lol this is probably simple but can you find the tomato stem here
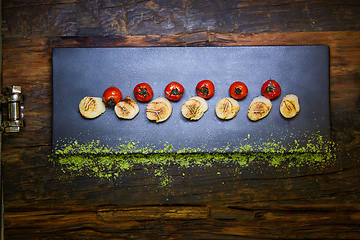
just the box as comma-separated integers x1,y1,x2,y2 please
196,87,209,96
234,87,242,95
170,88,183,96
135,87,149,97
263,80,278,94
104,98,116,107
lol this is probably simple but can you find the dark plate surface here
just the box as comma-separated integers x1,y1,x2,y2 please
52,46,330,153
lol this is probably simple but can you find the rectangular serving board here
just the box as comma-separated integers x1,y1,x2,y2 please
52,46,330,154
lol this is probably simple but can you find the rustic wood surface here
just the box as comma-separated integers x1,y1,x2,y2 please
2,0,360,239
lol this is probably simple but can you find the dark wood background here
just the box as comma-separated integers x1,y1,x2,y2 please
2,0,360,239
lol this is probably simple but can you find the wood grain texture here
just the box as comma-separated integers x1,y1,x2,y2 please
2,0,360,239
4,204,360,239
3,0,360,38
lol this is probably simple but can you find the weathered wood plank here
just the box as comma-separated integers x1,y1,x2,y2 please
3,0,79,8
3,0,360,38
4,204,360,239
3,146,359,210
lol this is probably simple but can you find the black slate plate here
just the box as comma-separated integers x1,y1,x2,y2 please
52,46,330,153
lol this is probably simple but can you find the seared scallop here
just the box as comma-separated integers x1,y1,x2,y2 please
181,96,208,120
216,97,240,120
280,94,300,118
114,97,139,119
146,97,172,123
79,97,106,119
247,96,272,121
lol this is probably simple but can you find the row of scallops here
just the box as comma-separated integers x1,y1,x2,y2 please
79,94,300,122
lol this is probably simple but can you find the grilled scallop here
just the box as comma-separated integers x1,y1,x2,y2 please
280,94,300,118
114,97,139,119
181,96,208,120
247,96,272,121
79,96,106,119
216,97,240,120
146,97,172,123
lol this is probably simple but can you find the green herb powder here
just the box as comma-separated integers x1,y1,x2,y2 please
50,133,336,186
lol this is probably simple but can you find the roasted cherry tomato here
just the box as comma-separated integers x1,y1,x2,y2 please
229,81,248,100
261,79,281,100
133,82,153,102
103,86,122,106
196,80,215,99
164,81,184,101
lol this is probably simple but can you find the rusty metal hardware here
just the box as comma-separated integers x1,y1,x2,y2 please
0,86,24,133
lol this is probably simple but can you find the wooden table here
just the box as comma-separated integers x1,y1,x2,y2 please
2,1,360,239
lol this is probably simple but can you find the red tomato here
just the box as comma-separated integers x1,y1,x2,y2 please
164,81,184,101
261,79,281,100
133,82,153,102
196,80,215,99
103,86,122,106
229,81,248,100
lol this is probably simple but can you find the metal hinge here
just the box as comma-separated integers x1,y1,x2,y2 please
0,86,24,133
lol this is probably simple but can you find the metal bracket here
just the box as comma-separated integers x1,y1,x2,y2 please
0,86,24,133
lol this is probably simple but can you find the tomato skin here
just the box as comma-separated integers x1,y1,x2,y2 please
164,81,184,101
196,80,215,99
229,81,248,100
261,79,281,100
133,82,153,102
103,86,122,106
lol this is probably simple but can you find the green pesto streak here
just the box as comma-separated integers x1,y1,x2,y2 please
49,134,336,187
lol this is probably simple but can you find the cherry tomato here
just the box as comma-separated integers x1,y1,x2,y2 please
164,81,184,101
133,82,153,102
229,81,248,100
103,86,122,106
196,80,215,99
261,79,281,100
